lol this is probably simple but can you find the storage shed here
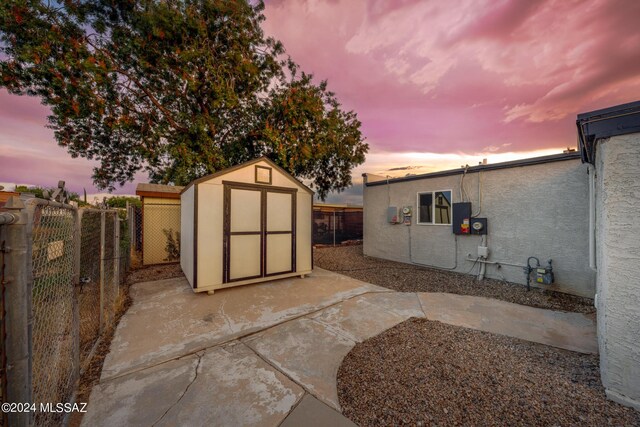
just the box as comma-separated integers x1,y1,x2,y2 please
180,157,313,293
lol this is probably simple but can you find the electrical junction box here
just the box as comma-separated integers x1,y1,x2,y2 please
470,218,488,235
477,246,489,258
387,206,399,224
452,203,472,235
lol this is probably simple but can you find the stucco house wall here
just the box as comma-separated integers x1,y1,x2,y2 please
595,133,640,410
363,155,596,297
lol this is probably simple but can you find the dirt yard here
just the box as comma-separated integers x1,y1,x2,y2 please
338,318,639,426
125,262,183,284
314,245,595,314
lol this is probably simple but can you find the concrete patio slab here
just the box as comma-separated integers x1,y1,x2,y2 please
280,394,357,427
355,291,425,318
418,292,598,353
156,341,304,427
81,353,200,426
243,317,356,410
309,295,411,342
83,341,303,427
102,268,388,379
82,270,600,427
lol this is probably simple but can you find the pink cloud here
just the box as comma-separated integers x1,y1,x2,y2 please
263,0,640,154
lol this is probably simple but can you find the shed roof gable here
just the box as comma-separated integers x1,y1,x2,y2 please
180,157,314,195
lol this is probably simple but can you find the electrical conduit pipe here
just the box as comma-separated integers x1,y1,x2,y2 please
478,234,487,280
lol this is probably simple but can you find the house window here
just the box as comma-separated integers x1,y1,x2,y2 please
417,190,452,225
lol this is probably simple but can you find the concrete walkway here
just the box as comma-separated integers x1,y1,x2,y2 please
82,268,597,426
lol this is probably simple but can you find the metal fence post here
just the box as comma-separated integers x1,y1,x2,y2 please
333,210,336,247
99,211,105,334
114,215,120,289
128,206,134,261
2,197,33,427
72,209,82,393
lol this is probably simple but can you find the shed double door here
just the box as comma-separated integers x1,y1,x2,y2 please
223,183,296,283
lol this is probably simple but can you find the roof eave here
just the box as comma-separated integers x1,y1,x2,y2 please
179,156,315,195
364,152,581,187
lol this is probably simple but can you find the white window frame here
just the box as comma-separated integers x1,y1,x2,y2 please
416,189,452,225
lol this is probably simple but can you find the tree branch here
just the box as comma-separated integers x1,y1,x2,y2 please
84,38,187,132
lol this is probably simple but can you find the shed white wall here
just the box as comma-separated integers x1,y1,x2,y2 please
595,133,640,410
363,158,596,297
180,186,194,286
188,159,312,290
296,191,313,272
197,183,224,287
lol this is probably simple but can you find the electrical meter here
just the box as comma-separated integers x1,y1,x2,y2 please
470,218,488,235
402,206,412,225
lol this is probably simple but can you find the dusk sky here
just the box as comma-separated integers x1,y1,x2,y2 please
2,0,640,203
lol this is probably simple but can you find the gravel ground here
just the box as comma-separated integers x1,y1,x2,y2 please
315,245,595,314
338,318,639,427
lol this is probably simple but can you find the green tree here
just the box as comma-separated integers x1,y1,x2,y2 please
0,0,367,200
105,196,141,209
14,185,48,199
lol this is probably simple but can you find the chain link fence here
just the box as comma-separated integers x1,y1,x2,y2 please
0,219,8,427
136,203,180,266
312,207,363,245
0,197,130,427
30,203,77,427
129,205,143,267
78,210,102,371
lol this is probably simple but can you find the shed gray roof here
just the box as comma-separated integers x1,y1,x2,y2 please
136,183,184,194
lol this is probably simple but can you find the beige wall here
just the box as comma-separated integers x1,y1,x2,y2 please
184,159,313,291
143,197,181,265
180,187,194,286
